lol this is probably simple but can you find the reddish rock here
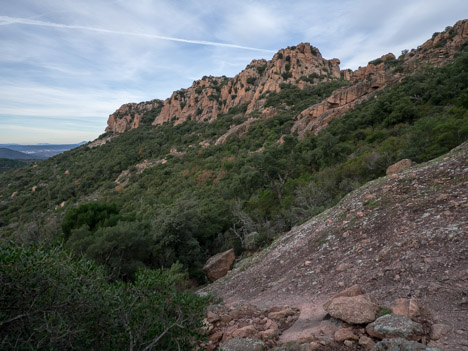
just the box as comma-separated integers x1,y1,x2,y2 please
230,325,257,338
359,335,376,349
324,295,378,324
323,284,365,309
334,328,359,342
203,249,235,282
391,298,421,319
259,328,278,340
268,307,295,319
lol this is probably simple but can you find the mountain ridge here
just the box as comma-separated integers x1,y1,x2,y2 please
105,19,468,139
0,148,34,160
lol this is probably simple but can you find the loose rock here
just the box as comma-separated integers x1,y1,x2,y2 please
334,328,358,342
324,295,378,324
366,314,424,340
375,337,443,351
220,337,265,351
359,335,376,349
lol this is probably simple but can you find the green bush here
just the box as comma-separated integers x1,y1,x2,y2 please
0,242,210,350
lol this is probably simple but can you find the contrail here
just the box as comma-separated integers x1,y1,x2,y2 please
0,15,275,53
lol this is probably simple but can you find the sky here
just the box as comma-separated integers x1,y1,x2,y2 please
0,0,467,144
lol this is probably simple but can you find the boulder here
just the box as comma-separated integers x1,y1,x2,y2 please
375,337,443,351
366,314,424,340
220,337,265,351
323,284,364,309
391,298,421,319
203,249,235,282
324,295,377,324
386,159,413,175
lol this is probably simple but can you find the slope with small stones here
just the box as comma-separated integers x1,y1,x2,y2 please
201,142,468,350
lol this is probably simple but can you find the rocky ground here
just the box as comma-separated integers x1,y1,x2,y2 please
200,142,468,350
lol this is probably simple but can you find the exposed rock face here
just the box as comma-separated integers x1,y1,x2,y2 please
203,248,235,282
105,99,163,133
106,43,342,133
215,119,257,145
291,20,468,137
386,159,414,175
366,314,424,340
105,20,468,139
359,335,376,349
324,295,378,324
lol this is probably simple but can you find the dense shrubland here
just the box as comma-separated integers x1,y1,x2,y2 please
0,242,210,350
0,50,467,286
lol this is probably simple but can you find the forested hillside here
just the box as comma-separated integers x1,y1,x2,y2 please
1,18,468,351
1,44,467,282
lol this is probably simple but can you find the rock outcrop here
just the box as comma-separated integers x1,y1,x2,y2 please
105,19,468,140
106,43,342,133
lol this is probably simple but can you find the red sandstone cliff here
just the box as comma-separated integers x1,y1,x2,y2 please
106,19,468,138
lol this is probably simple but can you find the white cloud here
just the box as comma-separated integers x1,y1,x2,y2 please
0,0,467,143
0,16,274,52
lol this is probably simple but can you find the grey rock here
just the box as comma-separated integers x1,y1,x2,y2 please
375,337,443,351
220,337,265,351
366,314,423,340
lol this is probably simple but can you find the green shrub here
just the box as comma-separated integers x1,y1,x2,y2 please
0,242,210,350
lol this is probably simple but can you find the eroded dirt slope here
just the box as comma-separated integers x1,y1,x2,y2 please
202,142,468,350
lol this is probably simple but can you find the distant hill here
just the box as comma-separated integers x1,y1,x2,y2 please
0,141,87,159
0,148,34,160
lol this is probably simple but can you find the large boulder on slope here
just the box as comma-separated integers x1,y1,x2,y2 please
324,295,378,324
203,249,235,282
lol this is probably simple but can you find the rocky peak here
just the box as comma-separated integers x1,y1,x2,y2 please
105,43,343,133
105,19,468,137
